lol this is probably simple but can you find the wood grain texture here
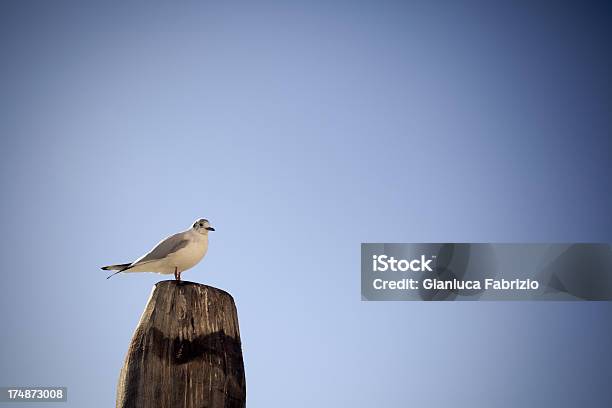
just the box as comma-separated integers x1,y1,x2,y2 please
116,281,246,408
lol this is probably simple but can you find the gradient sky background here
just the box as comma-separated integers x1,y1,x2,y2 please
1,1,611,407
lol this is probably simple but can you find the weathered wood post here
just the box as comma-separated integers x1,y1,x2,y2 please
116,281,246,408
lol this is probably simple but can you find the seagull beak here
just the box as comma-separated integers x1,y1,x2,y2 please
206,227,215,231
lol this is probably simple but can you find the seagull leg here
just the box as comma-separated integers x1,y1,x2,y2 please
174,267,179,281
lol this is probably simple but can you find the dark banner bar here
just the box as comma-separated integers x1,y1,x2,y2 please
361,243,612,301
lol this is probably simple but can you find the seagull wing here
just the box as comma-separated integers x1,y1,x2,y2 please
130,232,190,267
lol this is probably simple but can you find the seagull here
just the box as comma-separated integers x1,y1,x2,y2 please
102,218,215,281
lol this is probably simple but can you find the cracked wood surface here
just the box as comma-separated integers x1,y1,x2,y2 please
116,281,246,408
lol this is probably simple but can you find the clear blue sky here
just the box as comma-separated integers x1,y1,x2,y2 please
1,1,611,407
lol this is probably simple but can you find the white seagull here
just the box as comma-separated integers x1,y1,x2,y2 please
102,218,215,281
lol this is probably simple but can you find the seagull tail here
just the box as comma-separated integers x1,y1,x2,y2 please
101,263,132,279
101,263,131,271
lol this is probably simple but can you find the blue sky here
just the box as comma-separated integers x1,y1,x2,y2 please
1,1,611,407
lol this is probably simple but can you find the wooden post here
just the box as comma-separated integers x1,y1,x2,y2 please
116,281,246,408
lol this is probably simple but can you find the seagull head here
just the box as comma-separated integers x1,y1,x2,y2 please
193,218,215,234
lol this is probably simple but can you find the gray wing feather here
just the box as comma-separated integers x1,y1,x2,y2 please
132,232,190,265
